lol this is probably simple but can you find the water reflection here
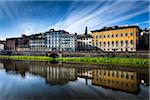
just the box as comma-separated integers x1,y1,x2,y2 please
92,69,139,94
0,59,149,99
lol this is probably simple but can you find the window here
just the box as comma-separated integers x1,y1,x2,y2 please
108,35,110,38
108,71,110,76
121,40,123,46
104,41,106,47
104,70,106,76
116,34,118,37
126,73,129,79
121,72,124,78
100,42,102,46
125,33,128,37
116,41,118,46
136,32,138,36
108,41,110,47
112,34,114,38
96,35,98,38
99,35,102,38
120,33,123,37
125,40,128,45
112,72,114,77
100,71,102,76
96,42,98,46
131,75,134,80
104,35,106,38
112,41,114,46
130,32,133,36
130,40,133,45
116,72,118,77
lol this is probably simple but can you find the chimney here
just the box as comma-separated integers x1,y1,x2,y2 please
85,26,88,35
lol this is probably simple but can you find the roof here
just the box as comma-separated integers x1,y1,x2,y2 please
91,25,139,32
45,29,67,33
77,34,93,39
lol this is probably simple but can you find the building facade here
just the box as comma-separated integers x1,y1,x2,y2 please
77,27,93,51
16,35,30,51
5,38,18,51
91,26,140,52
0,41,5,51
45,29,67,52
61,33,77,52
139,28,149,50
29,33,47,51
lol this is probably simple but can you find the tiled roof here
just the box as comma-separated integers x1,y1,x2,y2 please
91,25,139,32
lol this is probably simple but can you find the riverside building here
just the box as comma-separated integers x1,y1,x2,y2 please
0,41,5,51
77,27,93,51
29,33,47,51
61,33,77,52
45,29,67,52
91,26,140,52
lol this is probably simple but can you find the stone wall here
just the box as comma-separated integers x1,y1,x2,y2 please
62,51,149,58
0,51,149,58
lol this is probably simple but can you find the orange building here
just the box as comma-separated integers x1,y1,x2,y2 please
91,26,140,52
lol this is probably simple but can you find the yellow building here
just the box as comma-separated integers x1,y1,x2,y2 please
91,26,140,52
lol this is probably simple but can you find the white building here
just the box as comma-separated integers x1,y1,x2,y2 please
61,33,77,52
29,33,47,51
77,34,93,51
45,29,67,52
77,27,93,51
0,42,4,51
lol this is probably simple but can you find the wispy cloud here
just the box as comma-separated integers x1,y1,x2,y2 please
51,0,149,34
0,0,149,40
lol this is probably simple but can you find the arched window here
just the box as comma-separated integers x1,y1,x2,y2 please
116,34,118,37
100,41,102,45
130,32,133,36
112,34,114,38
108,41,110,47
121,40,123,46
104,41,106,47
130,40,133,45
104,35,106,38
99,35,102,38
120,33,123,37
96,35,98,38
116,41,118,46
125,33,128,37
112,41,114,46
125,40,128,45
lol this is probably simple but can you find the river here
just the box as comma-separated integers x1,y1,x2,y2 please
0,59,149,100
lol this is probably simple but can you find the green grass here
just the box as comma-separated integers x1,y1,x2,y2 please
56,57,149,67
0,55,149,67
0,55,53,61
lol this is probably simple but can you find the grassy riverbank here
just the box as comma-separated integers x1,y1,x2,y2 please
0,55,149,67
0,55,54,61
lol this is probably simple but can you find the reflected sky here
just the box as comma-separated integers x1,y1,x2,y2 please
0,60,149,100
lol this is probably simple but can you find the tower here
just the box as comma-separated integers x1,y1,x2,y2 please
85,26,88,35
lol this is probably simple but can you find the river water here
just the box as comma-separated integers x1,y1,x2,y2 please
0,59,149,100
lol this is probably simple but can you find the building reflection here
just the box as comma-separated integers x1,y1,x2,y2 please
92,68,140,94
0,60,149,94
0,62,4,69
29,65,77,85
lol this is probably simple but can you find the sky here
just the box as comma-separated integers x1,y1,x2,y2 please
0,0,149,40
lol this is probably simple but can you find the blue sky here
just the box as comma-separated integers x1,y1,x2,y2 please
0,0,149,40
